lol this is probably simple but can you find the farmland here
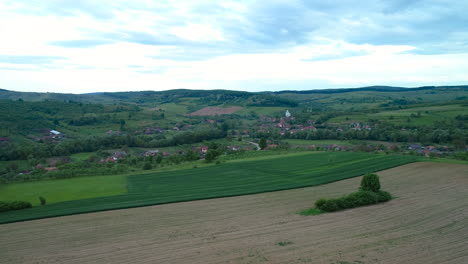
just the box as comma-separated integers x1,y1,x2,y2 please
1,162,467,263
0,174,127,206
0,152,417,224
189,106,243,116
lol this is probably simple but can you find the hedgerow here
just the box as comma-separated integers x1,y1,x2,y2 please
314,173,392,213
315,190,392,212
0,201,32,213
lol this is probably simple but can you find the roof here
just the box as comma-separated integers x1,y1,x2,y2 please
50,130,61,135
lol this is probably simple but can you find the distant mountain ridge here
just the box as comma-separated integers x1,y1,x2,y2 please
1,85,467,103
272,85,468,94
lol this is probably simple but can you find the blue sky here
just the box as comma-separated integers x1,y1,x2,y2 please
1,0,467,93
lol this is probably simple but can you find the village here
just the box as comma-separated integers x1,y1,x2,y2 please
5,108,458,178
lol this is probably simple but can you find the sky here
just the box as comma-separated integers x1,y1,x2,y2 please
1,0,467,93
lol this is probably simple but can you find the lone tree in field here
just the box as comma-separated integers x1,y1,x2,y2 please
259,138,267,150
360,173,381,192
39,196,46,206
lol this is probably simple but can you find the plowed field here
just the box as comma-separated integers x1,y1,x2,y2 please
1,162,467,264
189,106,242,116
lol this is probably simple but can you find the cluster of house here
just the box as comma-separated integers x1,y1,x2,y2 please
143,127,164,134
97,145,245,163
32,129,65,142
350,122,372,131
259,110,375,135
138,123,199,135
100,151,128,163
17,164,59,175
407,144,449,156
140,145,239,158
301,144,348,151
258,114,317,135
35,164,58,172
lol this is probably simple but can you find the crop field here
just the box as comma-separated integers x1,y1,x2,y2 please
0,152,417,224
284,139,356,146
0,175,127,206
237,106,287,116
329,104,466,126
1,162,466,263
70,152,95,161
188,106,243,116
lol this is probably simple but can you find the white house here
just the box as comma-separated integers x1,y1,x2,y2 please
50,130,61,135
285,110,291,118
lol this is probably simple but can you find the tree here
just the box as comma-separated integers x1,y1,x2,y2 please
143,162,152,170
7,162,18,172
39,196,46,206
119,119,126,130
360,173,381,192
259,138,267,150
185,150,199,161
205,149,219,163
155,155,163,164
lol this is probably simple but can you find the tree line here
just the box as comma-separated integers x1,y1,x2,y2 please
0,128,227,161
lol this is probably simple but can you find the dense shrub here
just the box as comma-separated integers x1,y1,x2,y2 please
315,190,392,212
143,162,152,170
360,173,381,192
315,198,339,212
0,201,32,212
205,149,221,163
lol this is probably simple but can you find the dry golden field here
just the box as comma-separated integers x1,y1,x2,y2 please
1,162,467,264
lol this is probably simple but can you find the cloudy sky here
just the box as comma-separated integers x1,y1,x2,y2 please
1,0,467,93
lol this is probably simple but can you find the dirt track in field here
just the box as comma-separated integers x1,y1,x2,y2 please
1,162,467,264
189,106,243,116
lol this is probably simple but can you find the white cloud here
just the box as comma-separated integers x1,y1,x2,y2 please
170,24,225,42
0,0,467,93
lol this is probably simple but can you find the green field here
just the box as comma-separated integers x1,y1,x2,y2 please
0,175,127,206
237,106,287,116
284,139,356,146
329,104,467,126
70,152,95,161
0,152,418,224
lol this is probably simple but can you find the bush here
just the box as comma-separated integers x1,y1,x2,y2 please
360,173,381,192
0,201,32,212
143,162,152,170
314,198,327,209
320,199,340,212
315,191,392,212
311,172,392,214
346,190,379,205
376,190,392,202
205,149,221,163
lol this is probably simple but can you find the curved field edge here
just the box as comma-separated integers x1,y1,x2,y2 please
1,163,467,264
0,153,418,224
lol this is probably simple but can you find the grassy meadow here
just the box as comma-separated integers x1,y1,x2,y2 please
0,175,127,206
